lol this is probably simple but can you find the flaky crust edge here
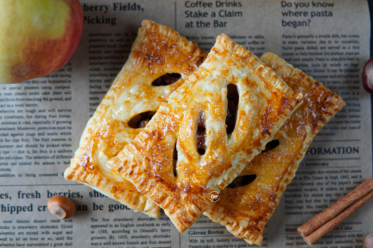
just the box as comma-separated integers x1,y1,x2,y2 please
108,36,304,233
64,20,206,218
204,52,345,245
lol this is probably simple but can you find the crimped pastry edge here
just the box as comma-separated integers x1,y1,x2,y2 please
204,52,345,245
108,36,304,232
64,20,207,218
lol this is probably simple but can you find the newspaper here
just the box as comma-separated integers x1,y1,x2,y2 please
0,0,371,247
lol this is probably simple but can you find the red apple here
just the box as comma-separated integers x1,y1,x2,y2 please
0,0,83,83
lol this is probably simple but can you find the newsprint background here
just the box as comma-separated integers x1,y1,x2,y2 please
0,0,372,247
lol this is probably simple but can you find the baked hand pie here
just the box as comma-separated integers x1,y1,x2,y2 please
64,20,206,218
204,52,345,245
107,35,303,232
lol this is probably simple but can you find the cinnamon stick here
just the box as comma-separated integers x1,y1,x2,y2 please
303,190,373,245
298,178,373,245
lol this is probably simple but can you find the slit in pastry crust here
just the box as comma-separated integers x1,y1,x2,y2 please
107,36,303,232
204,52,345,246
64,20,206,218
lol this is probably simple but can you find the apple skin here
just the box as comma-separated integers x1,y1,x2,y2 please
0,0,83,83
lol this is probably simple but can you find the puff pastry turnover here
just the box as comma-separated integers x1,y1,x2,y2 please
204,52,345,245
108,36,303,232
64,20,206,218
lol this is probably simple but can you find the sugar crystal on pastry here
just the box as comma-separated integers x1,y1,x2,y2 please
108,35,303,232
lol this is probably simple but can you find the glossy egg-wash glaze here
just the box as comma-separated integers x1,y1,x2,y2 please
64,20,206,217
204,53,345,245
108,35,303,232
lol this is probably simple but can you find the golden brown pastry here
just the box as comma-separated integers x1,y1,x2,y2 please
204,52,345,245
64,20,206,217
107,36,303,232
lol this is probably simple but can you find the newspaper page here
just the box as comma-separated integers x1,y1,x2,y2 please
0,0,371,247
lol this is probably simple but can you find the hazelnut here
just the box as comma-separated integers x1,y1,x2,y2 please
365,233,373,248
47,196,75,219
362,58,373,94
